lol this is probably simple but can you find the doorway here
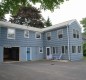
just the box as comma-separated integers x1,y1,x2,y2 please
4,47,19,61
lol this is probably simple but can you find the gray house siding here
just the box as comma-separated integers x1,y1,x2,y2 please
0,27,44,62
43,27,69,60
0,20,83,62
0,27,43,47
0,46,3,62
68,21,83,61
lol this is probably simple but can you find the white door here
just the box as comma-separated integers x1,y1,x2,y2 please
46,47,52,59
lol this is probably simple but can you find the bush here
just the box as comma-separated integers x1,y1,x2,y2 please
83,43,86,56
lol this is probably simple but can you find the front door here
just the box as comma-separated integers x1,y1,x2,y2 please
27,47,31,61
46,47,51,59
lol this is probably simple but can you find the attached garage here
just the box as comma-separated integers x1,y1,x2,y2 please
3,47,19,61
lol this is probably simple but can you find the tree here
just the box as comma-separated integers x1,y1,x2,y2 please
83,42,86,56
0,0,67,19
10,6,45,28
45,17,52,27
80,18,86,34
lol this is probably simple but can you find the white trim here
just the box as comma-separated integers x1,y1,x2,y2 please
24,30,29,38
35,32,41,39
0,19,77,32
39,47,43,53
7,28,15,39
26,47,32,61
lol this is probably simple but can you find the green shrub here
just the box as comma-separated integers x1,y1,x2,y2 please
83,43,86,56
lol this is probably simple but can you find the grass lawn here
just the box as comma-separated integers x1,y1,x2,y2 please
83,56,86,60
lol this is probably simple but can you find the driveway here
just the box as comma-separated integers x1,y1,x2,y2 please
0,60,86,80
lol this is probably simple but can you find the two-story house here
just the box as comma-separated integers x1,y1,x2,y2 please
0,19,83,62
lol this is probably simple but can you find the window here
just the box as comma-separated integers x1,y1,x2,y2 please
46,32,51,40
62,46,64,53
76,30,79,38
58,29,63,39
72,46,76,53
73,29,79,38
7,28,15,39
39,47,43,53
78,46,81,53
24,30,29,38
73,29,76,38
52,47,57,54
35,32,41,39
61,46,68,53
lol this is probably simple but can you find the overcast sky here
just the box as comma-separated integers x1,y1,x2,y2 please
5,0,86,26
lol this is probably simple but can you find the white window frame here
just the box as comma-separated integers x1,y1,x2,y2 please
39,47,43,53
24,30,29,38
72,46,76,53
7,28,15,39
57,29,63,39
46,32,51,40
35,32,41,39
78,46,81,53
61,46,68,54
52,47,57,54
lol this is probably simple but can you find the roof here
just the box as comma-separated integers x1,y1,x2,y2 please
0,19,77,32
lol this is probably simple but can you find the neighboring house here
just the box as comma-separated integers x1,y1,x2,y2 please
0,19,83,62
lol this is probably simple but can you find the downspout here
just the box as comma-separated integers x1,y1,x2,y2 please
67,25,71,60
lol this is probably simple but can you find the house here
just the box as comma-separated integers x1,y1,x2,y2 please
0,19,83,62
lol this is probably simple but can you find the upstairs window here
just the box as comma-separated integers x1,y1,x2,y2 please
72,46,76,53
76,30,79,38
24,30,29,38
73,29,76,38
46,32,51,40
35,32,41,39
7,28,15,39
78,46,81,53
73,29,79,38
58,29,63,39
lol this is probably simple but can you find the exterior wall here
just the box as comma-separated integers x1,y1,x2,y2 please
0,21,83,62
69,21,83,61
0,46,3,62
31,47,44,60
43,27,69,60
20,47,27,61
0,27,44,62
0,27,43,47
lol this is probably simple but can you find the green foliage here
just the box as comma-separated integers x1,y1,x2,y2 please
80,18,86,33
0,0,67,19
83,42,86,56
45,17,52,27
10,6,45,28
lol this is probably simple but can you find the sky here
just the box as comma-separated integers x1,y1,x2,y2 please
5,0,86,27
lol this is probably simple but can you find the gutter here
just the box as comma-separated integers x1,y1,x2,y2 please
67,25,71,60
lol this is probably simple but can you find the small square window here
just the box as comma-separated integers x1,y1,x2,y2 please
39,47,43,53
24,30,29,38
7,28,15,39
35,32,41,39
46,32,51,40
